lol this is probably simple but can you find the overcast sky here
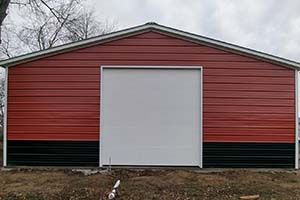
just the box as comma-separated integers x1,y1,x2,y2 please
86,0,300,62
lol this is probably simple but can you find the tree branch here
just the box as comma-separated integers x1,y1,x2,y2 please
39,0,61,22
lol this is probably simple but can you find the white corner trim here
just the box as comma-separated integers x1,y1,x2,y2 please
200,67,203,168
3,67,8,167
99,66,104,168
295,70,299,169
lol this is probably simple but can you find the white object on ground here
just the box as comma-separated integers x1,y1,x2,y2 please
108,180,121,199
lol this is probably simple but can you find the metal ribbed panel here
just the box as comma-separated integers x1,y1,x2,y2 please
7,141,99,166
7,31,295,143
203,142,295,168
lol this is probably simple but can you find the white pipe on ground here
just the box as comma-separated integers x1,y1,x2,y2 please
108,180,121,199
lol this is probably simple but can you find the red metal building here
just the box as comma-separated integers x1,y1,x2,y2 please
1,22,299,168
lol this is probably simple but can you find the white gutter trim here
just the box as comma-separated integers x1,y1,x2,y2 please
0,22,299,69
3,67,8,167
295,70,299,169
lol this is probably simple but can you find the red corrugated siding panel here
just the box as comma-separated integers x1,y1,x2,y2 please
8,66,100,141
7,31,295,142
9,75,99,82
8,111,99,119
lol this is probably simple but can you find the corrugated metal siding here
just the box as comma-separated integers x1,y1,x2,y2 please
7,31,295,143
7,141,99,166
203,142,295,168
8,66,100,141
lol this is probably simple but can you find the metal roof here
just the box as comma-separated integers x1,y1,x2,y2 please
1,22,299,69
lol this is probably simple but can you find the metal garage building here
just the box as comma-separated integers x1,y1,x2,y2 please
1,22,299,168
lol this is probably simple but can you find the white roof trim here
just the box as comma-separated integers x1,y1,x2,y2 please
1,22,299,69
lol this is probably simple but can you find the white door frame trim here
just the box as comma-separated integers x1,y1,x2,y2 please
295,70,299,169
99,65,203,168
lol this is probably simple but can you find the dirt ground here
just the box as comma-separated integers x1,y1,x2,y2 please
1,168,300,200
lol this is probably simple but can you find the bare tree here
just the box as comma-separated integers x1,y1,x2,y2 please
0,0,10,36
16,1,114,52
17,0,82,51
0,0,78,27
0,24,21,59
0,0,113,43
64,9,115,42
0,32,11,58
0,0,115,57
0,0,57,42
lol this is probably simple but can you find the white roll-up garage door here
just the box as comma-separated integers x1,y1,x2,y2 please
100,67,202,167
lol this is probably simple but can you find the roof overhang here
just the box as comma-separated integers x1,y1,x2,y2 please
1,22,299,70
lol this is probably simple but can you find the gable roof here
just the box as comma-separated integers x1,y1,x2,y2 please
0,22,299,69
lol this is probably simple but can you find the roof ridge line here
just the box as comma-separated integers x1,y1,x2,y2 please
0,22,299,69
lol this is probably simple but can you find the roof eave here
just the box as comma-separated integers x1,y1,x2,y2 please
0,22,299,70
149,24,300,70
0,23,154,67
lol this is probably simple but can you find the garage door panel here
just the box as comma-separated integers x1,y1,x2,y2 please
104,146,198,165
101,67,201,166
